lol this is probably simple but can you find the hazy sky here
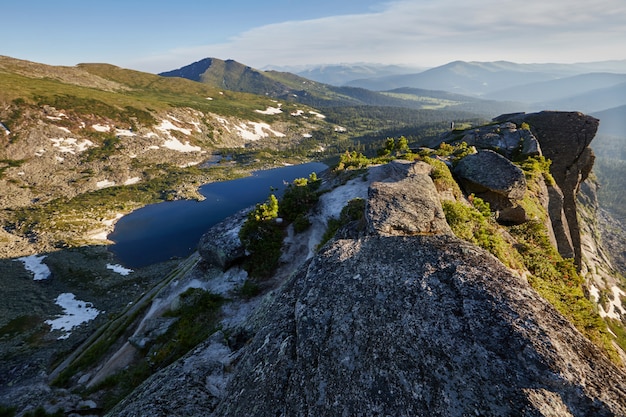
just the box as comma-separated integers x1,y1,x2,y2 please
2,0,625,73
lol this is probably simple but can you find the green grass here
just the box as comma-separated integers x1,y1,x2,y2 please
0,159,25,179
90,287,224,412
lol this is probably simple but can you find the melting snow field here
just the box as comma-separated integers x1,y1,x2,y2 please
255,105,283,115
50,137,94,154
162,138,202,152
106,263,133,276
45,293,101,340
14,255,52,280
235,122,285,141
96,179,116,188
590,284,626,320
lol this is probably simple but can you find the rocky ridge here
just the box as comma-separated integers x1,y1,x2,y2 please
105,112,626,416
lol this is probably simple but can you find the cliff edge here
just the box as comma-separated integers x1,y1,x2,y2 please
109,112,626,417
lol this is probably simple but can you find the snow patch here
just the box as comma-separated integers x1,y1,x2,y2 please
309,111,326,119
303,133,313,138
235,121,285,141
255,105,283,115
156,119,192,136
45,293,100,340
57,127,71,134
589,285,600,302
190,120,202,133
90,213,124,240
50,137,94,154
96,180,116,188
163,137,202,152
14,255,52,281
107,264,133,276
154,119,201,152
290,110,305,116
216,117,232,132
92,124,111,132
35,149,45,157
593,284,626,320
103,213,124,227
124,177,141,185
115,129,135,137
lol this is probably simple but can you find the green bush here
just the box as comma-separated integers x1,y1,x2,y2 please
423,157,462,199
442,200,522,271
22,407,64,417
335,151,370,171
239,195,284,278
279,173,321,223
0,405,16,417
516,155,555,186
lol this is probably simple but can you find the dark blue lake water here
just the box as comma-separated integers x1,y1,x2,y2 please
108,162,327,268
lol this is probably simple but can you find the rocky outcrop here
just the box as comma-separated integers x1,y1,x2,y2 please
367,161,452,236
428,119,541,159
197,208,248,270
453,150,528,224
495,111,599,267
111,153,626,417
207,235,626,417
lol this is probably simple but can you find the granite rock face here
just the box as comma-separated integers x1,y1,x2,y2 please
110,152,626,417
197,209,248,270
211,235,626,417
496,111,598,266
367,161,452,236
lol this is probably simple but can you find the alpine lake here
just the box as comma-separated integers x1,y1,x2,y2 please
108,162,327,268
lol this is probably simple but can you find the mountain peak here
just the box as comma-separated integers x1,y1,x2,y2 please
159,57,219,82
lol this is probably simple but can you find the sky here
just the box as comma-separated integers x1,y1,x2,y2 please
2,0,625,73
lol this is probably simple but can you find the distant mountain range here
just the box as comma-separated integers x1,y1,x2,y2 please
160,57,626,125
159,58,531,117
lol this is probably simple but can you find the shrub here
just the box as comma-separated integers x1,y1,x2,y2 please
239,195,284,278
516,155,555,186
279,173,321,224
442,200,522,270
423,157,462,199
335,151,370,171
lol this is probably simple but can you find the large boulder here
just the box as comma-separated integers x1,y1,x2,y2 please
197,208,248,270
454,150,527,200
367,161,451,236
453,150,528,223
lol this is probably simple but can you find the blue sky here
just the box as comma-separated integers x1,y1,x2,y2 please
2,0,625,73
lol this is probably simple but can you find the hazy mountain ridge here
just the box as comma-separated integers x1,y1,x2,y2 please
159,58,518,115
